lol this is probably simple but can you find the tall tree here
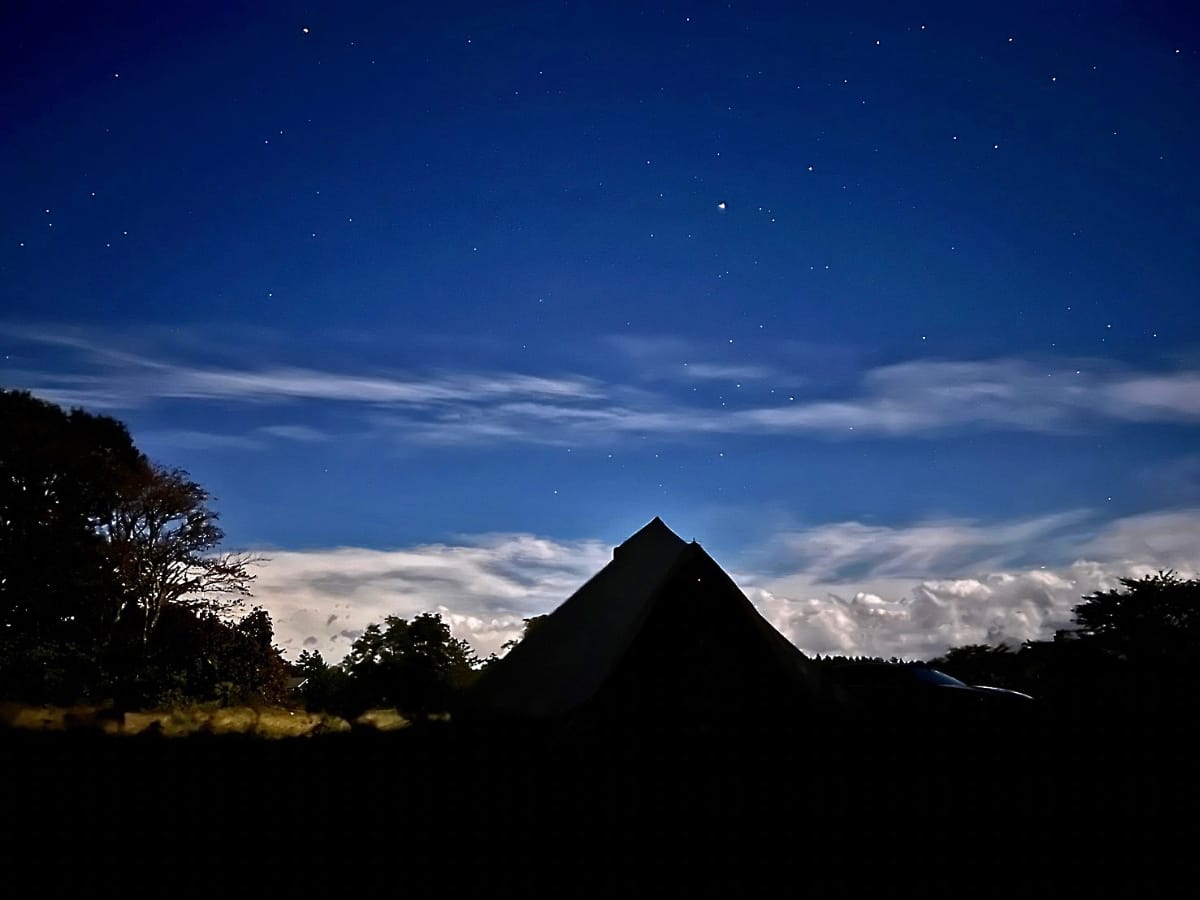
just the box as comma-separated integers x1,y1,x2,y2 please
0,389,145,639
1,389,271,705
103,465,256,645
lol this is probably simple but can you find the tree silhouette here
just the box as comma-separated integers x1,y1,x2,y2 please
1053,571,1200,718
498,614,548,655
294,648,349,712
924,572,1200,730
1,389,145,642
110,604,290,708
103,464,257,646
0,389,277,706
339,612,479,715
925,643,1030,692
1062,570,1200,666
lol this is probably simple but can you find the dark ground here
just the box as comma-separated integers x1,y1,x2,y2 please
3,707,1194,892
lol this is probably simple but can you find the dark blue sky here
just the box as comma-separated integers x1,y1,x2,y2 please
3,2,1198,658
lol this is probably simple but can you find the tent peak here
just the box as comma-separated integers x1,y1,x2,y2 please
614,516,685,559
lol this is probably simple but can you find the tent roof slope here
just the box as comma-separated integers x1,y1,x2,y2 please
580,540,823,722
464,516,825,720
465,517,690,718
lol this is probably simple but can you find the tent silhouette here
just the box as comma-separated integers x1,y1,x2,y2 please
465,516,833,724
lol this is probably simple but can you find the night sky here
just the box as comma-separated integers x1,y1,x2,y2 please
4,2,1198,662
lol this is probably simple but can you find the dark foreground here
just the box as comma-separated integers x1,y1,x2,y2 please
3,709,1194,890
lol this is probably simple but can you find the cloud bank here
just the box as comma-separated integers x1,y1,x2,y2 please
253,535,610,661
248,508,1200,665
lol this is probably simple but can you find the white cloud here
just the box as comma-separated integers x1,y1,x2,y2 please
741,508,1200,660
248,508,1200,666
251,534,610,662
746,565,1124,661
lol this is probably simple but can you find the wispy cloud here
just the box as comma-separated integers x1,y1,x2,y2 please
604,334,779,382
682,362,776,381
731,359,1200,435
2,324,599,413
141,423,333,451
255,424,330,443
1102,373,1200,420
1077,508,1200,570
755,511,1092,582
157,368,601,406
142,430,269,451
5,325,1200,447
376,358,1200,444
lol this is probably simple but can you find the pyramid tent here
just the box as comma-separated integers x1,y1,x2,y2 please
464,516,831,722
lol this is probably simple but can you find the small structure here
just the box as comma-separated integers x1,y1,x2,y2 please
465,516,834,725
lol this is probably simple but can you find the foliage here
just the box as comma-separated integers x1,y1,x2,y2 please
294,613,480,716
924,643,1031,692
0,389,145,641
491,614,549,662
927,572,1200,723
294,649,350,712
0,389,281,708
1061,570,1200,667
0,636,106,706
131,605,291,708
103,464,257,646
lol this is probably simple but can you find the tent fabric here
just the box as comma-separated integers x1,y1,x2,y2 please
465,517,827,720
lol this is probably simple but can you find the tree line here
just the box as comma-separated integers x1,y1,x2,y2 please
5,387,1197,725
0,388,512,715
925,570,1200,723
805,570,1200,730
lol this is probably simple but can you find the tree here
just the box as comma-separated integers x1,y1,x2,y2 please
498,614,548,655
0,389,145,640
1062,571,1200,665
103,464,257,646
294,648,349,712
0,389,274,706
339,612,479,714
110,603,289,708
925,643,1029,692
213,606,291,704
